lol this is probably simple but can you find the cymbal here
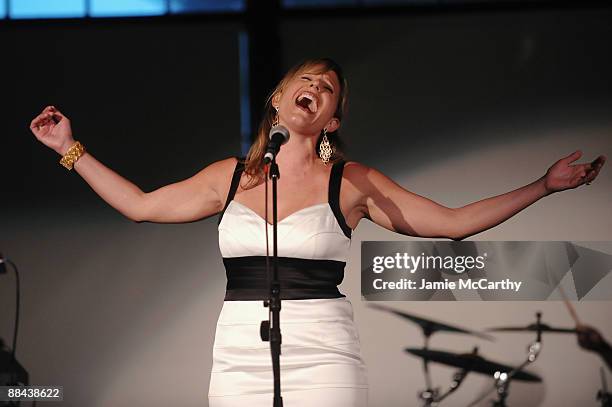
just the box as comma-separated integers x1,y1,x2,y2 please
369,304,494,341
487,323,577,334
405,348,542,382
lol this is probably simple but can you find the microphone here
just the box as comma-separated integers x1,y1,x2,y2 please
264,125,290,164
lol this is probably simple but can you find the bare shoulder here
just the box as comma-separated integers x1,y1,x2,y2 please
343,160,395,188
341,160,401,216
342,160,379,195
207,157,243,208
207,157,238,173
205,156,239,173
343,161,371,178
137,156,240,223
202,156,239,195
338,161,373,225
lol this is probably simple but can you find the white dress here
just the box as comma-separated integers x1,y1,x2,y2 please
208,159,368,406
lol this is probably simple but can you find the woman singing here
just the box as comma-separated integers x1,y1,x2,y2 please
30,58,605,406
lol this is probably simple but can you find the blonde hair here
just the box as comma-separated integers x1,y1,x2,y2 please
241,58,348,188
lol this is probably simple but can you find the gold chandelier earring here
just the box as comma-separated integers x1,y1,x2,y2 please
272,106,279,127
319,128,332,165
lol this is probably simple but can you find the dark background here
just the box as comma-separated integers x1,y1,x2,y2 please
2,4,611,406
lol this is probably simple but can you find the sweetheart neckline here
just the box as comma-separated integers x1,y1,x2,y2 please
228,200,331,226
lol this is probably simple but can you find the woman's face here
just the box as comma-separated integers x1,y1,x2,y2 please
273,67,341,135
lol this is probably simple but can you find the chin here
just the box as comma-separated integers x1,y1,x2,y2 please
285,115,319,134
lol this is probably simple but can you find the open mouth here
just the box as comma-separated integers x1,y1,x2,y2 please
295,91,318,113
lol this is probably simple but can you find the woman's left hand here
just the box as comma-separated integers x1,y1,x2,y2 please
544,150,606,193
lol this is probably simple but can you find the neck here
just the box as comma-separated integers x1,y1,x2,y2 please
274,126,321,176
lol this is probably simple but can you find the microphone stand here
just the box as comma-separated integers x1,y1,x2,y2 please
260,158,284,407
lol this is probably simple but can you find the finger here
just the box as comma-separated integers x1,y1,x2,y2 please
570,171,587,188
31,106,60,127
30,112,54,129
561,150,582,165
592,155,606,169
51,110,68,125
585,171,595,183
30,112,52,129
585,167,600,183
38,106,55,119
50,107,66,119
30,112,47,128
37,122,50,132
31,125,48,139
585,157,605,181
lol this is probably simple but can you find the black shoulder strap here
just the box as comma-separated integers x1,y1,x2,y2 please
218,158,245,225
328,160,352,238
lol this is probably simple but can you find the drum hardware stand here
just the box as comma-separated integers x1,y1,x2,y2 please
435,368,469,404
259,159,283,407
469,312,544,407
417,326,438,406
368,305,494,406
1,255,29,406
598,367,612,407
494,312,543,407
416,330,470,406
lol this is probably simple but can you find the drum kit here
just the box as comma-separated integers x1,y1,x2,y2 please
369,304,611,407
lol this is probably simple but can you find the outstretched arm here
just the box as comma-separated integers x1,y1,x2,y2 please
72,152,232,223
345,151,605,240
30,105,234,223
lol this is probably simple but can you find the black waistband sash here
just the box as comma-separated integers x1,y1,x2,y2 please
223,256,346,300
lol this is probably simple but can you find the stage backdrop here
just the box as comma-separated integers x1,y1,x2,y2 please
2,6,611,407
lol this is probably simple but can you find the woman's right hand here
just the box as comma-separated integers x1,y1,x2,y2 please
30,105,75,155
